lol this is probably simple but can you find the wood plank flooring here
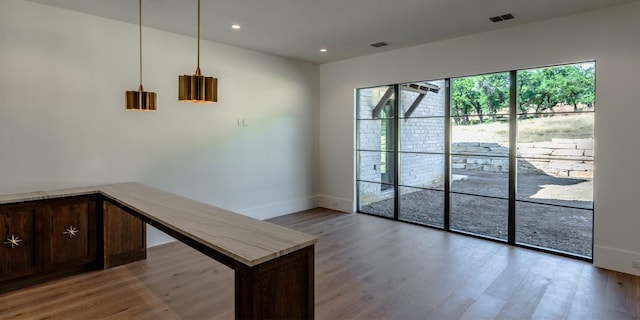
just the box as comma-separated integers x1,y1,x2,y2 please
1,208,638,319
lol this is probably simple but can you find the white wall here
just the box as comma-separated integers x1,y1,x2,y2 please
0,0,319,246
319,2,640,275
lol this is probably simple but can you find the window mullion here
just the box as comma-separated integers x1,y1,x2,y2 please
393,84,400,221
508,70,517,244
444,79,451,231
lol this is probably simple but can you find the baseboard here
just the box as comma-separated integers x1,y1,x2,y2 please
594,245,640,276
147,224,176,248
236,196,319,220
315,195,354,213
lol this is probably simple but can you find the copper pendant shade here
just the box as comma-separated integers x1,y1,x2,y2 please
126,85,156,111
126,0,156,111
178,0,218,103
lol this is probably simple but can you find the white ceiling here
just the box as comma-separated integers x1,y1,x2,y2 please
26,0,639,64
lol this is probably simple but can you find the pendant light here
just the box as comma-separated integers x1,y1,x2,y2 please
178,0,218,103
126,0,156,111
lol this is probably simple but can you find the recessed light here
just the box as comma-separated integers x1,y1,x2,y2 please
320,48,327,53
231,24,241,30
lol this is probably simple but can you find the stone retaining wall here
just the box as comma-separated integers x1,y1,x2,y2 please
518,138,594,178
451,143,509,173
452,138,594,178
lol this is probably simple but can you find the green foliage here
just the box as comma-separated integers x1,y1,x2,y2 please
452,63,595,124
452,73,509,124
518,64,595,116
479,73,509,119
451,77,477,124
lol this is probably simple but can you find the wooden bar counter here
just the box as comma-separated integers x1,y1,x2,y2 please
0,182,318,319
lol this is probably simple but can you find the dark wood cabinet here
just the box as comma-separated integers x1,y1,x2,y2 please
0,195,146,293
0,203,39,282
41,196,97,270
103,200,146,268
1,183,317,319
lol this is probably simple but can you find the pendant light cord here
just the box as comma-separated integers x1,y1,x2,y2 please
196,0,201,75
138,0,143,90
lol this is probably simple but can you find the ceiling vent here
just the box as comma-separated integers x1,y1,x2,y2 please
489,13,515,23
370,42,389,48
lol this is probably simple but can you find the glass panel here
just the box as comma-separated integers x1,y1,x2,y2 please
357,119,396,151
516,62,594,258
400,153,444,190
356,86,395,120
358,151,395,185
451,140,509,157
516,202,593,257
449,72,510,242
518,159,593,209
517,113,594,161
399,187,444,228
451,116,509,154
451,72,510,117
399,80,446,118
450,194,508,240
451,155,509,198
517,62,595,117
358,181,394,218
399,118,444,153
356,85,397,219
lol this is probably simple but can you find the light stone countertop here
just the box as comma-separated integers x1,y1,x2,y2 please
0,182,318,267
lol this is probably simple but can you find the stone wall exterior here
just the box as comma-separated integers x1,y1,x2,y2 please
518,138,594,178
452,138,594,178
451,142,509,173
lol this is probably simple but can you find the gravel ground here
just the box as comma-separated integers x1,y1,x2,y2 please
360,170,593,257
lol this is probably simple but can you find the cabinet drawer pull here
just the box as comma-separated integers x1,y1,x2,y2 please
63,226,79,238
4,234,22,248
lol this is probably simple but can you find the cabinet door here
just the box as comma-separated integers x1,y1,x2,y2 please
0,203,38,282
42,196,97,269
103,201,146,268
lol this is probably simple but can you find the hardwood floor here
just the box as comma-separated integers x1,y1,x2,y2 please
1,208,638,319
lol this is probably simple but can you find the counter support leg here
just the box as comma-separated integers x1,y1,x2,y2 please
235,245,314,320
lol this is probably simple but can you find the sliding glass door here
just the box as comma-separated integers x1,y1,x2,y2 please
355,61,595,259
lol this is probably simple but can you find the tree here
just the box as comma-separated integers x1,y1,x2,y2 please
453,62,595,123
518,67,563,117
478,73,509,120
451,77,476,124
518,64,595,117
452,74,508,124
559,65,595,111
517,71,535,118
